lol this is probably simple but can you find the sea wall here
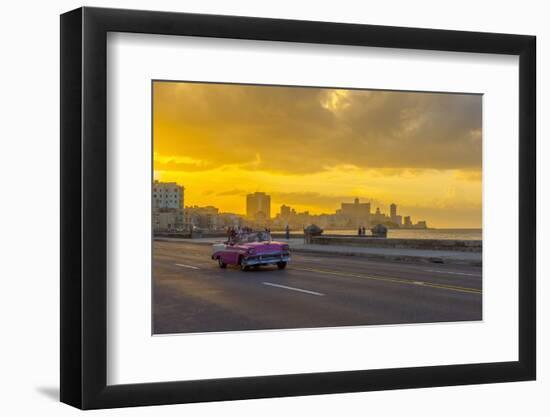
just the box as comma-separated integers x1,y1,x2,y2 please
154,231,226,239
310,236,482,252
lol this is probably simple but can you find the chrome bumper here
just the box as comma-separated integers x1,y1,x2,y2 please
242,253,290,266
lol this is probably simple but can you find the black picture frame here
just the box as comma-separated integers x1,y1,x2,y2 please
60,6,536,410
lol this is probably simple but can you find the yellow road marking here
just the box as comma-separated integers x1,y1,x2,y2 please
294,267,482,295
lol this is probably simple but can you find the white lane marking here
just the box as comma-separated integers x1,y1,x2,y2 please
424,269,480,277
413,281,425,286
262,282,324,296
175,263,200,270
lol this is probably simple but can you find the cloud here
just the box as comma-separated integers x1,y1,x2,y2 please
154,82,482,175
454,169,482,182
216,188,247,196
153,154,214,172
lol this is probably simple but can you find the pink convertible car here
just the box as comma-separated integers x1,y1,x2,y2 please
211,231,290,271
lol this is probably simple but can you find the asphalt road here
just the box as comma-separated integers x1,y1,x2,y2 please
153,240,482,334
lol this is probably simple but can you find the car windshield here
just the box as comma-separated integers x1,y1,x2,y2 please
236,231,271,243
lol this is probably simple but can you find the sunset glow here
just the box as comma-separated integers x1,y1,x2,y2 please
153,81,482,228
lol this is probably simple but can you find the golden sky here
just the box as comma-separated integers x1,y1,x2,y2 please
153,81,482,228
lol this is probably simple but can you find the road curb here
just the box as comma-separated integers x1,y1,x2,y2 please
289,248,482,266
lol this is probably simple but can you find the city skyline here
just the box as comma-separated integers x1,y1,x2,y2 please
153,179,426,230
153,81,482,228
184,184,419,220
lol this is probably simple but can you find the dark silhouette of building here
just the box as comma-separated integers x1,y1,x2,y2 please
337,197,371,227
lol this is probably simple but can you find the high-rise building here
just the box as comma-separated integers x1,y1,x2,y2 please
153,180,184,209
390,203,397,218
403,216,412,227
280,205,291,218
152,180,185,231
246,192,271,223
389,203,402,225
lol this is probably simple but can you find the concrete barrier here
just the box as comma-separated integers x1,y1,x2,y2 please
310,236,482,252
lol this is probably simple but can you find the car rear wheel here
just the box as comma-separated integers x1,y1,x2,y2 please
218,258,227,269
277,262,287,270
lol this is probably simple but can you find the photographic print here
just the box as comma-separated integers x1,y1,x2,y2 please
152,81,482,335
60,9,536,407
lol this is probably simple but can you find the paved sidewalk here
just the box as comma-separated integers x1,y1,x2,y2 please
154,237,482,266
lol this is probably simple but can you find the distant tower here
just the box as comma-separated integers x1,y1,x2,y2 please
246,192,271,221
390,203,397,218
280,205,291,218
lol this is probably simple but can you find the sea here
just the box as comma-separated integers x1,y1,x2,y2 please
274,228,482,240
